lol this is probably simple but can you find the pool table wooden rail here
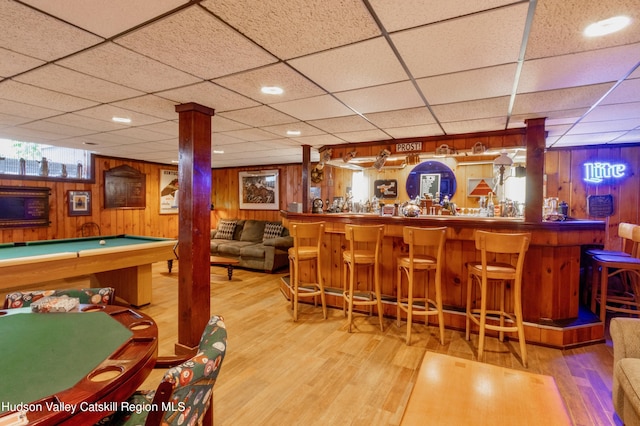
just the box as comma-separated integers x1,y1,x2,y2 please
0,238,177,307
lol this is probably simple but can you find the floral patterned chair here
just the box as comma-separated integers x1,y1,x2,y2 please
98,315,227,426
2,287,116,309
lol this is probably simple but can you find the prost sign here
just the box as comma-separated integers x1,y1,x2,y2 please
583,162,626,184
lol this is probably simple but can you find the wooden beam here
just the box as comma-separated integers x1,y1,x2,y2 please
524,118,546,223
302,145,310,213
174,102,214,355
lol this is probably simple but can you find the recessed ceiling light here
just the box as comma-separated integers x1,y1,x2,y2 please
171,160,179,163
261,86,284,95
213,150,224,154
286,130,301,136
83,142,97,146
112,116,131,123
584,16,631,37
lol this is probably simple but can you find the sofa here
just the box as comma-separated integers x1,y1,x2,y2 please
210,219,293,272
611,317,640,426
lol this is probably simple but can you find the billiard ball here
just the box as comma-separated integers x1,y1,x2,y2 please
99,240,106,245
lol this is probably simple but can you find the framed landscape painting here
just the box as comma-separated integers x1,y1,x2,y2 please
239,170,279,210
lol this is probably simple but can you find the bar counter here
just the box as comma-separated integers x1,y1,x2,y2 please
281,211,606,348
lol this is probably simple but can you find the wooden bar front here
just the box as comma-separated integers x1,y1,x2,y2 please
281,211,605,348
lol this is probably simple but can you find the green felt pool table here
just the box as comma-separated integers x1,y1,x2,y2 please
0,304,158,425
0,235,177,307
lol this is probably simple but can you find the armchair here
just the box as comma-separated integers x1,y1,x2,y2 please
99,315,227,426
611,317,640,426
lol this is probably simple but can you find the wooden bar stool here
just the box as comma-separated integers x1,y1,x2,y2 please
592,225,640,322
288,222,326,321
465,231,531,366
343,224,385,332
396,226,446,345
589,222,638,314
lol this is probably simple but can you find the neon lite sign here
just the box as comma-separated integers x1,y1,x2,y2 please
583,162,626,183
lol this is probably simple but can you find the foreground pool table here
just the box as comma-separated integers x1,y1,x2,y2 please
0,235,177,307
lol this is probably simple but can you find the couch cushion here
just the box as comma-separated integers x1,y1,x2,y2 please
217,241,257,257
240,244,267,259
263,222,284,241
240,220,266,242
215,219,237,240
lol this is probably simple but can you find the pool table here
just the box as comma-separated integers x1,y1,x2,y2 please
0,235,177,307
0,304,158,425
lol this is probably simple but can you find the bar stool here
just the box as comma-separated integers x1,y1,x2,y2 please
396,226,446,345
465,231,531,366
288,222,326,321
343,224,385,332
589,223,638,313
592,225,640,322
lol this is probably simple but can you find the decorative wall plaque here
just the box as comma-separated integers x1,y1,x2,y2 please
104,165,146,209
587,194,614,217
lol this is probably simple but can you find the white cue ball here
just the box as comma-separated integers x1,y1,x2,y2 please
99,240,106,245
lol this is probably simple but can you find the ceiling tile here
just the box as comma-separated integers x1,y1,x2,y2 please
549,132,628,147
156,82,259,113
108,127,176,142
287,37,407,92
137,122,178,138
518,44,640,93
291,134,346,147
74,104,166,126
512,84,613,115
111,95,181,121
0,80,98,112
383,124,444,139
43,113,127,133
262,122,326,139
0,47,45,78
220,128,282,142
370,0,517,32
201,0,380,59
525,0,640,59
306,115,377,133
57,42,202,92
0,112,33,127
417,64,517,105
335,81,424,114
270,95,355,121
567,118,640,134
19,120,95,138
14,64,144,103
334,129,390,143
0,99,62,120
212,116,251,133
365,107,437,128
391,3,528,78
0,0,103,61
441,117,508,134
115,6,277,79
21,0,189,38
601,77,640,105
217,106,297,127
431,97,510,122
582,102,640,121
614,129,640,143
213,63,325,103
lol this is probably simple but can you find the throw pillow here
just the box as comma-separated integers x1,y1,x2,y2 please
240,220,266,242
214,220,237,240
263,222,283,241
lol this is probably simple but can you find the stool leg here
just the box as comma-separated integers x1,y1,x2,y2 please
318,258,327,320
292,258,299,322
347,262,355,332
499,280,505,342
478,275,488,362
374,262,384,332
396,266,402,328
465,270,473,341
406,268,413,344
600,263,608,323
514,282,527,367
434,269,445,346
343,260,348,317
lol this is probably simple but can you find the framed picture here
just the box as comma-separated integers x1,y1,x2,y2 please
68,190,91,216
159,169,179,214
239,170,279,210
468,177,495,197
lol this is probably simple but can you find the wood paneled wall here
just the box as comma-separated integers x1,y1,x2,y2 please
545,145,640,251
0,156,180,243
1,143,637,249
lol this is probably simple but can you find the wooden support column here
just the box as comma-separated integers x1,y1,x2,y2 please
524,117,546,223
174,102,214,355
302,145,310,213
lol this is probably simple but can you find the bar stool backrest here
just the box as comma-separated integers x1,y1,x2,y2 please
403,226,446,265
619,223,638,255
290,222,324,255
475,231,531,278
345,224,384,259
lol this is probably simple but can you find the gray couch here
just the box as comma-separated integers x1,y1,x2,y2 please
210,219,293,272
611,317,640,426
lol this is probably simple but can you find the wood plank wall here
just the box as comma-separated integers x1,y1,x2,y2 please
1,144,638,249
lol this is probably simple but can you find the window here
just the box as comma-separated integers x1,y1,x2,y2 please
0,139,93,181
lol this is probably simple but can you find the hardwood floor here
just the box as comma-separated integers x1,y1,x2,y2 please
1,263,622,425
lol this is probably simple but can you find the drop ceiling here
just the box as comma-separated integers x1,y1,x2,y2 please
0,0,639,168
